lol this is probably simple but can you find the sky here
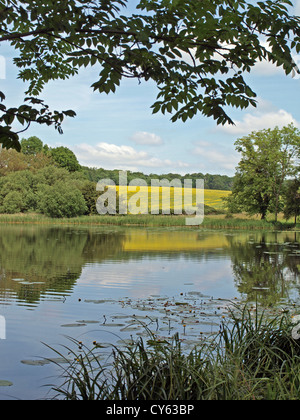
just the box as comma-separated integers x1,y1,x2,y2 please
1,1,300,177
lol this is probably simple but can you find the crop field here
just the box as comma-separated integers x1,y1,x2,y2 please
203,189,231,209
110,186,231,214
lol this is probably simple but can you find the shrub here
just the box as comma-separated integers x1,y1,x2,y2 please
80,181,99,215
2,191,23,213
37,183,87,218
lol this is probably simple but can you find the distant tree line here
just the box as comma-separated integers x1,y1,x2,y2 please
81,168,234,191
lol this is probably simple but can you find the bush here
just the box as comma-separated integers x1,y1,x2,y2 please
80,181,99,215
37,183,87,218
2,191,23,213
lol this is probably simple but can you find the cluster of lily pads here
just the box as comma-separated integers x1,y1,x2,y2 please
61,291,242,352
12,289,300,379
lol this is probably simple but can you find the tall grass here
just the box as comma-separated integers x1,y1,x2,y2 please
48,308,300,400
0,213,296,230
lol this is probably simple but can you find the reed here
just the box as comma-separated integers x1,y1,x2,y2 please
0,212,296,230
48,308,300,400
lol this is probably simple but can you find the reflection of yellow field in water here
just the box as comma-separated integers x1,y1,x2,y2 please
123,231,229,252
123,230,299,253
115,186,230,213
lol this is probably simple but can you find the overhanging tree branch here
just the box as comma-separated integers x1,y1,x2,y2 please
0,0,300,150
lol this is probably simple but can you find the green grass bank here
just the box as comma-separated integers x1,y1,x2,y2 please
0,212,298,230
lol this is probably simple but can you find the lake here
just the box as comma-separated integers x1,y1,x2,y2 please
0,224,299,400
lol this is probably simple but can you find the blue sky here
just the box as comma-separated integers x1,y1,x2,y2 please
1,1,300,177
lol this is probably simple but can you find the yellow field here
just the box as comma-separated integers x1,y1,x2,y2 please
111,186,230,214
203,189,231,209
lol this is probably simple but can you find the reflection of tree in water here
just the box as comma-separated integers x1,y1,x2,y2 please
1,226,300,308
227,233,300,306
0,225,125,305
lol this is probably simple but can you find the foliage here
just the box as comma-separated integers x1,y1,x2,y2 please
1,0,300,149
2,191,23,213
50,308,300,400
283,179,300,223
80,181,101,215
51,146,81,172
0,148,52,175
0,169,38,212
226,124,300,220
20,136,43,155
0,166,88,218
37,182,87,218
81,166,234,191
0,136,234,218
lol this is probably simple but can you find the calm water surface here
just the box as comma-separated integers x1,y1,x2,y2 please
0,224,299,399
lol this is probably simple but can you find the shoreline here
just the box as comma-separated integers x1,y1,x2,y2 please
0,213,298,231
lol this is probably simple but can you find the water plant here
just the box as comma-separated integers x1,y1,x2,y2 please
48,306,300,400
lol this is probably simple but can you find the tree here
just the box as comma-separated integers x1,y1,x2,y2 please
2,191,23,213
0,148,53,175
20,136,43,155
226,124,300,221
37,182,87,218
0,0,300,150
80,181,99,215
50,146,81,172
283,179,300,224
0,169,38,212
0,148,28,174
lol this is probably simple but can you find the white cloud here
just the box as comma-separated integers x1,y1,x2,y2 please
218,109,299,136
294,0,300,15
251,39,286,77
73,142,189,172
192,141,239,173
253,58,286,77
131,131,163,146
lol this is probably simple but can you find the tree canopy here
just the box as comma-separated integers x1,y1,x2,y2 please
50,146,81,172
20,136,43,155
226,124,300,221
1,0,300,150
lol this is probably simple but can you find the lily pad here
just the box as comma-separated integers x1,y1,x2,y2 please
100,323,125,327
21,359,50,366
76,320,99,324
120,326,141,332
84,299,113,304
61,323,87,327
181,318,200,325
0,380,13,387
93,342,112,348
116,339,136,346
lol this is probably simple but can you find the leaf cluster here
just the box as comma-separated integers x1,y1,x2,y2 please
0,0,300,149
